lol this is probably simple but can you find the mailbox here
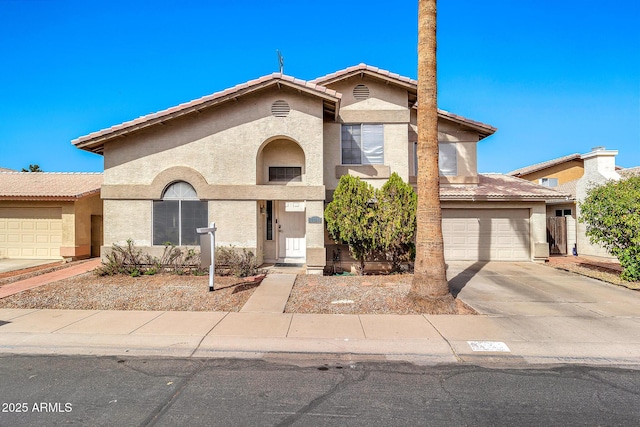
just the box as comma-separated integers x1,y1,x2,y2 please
197,223,217,291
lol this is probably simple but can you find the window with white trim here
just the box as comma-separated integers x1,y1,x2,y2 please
341,124,384,165
540,178,559,187
153,181,208,246
438,143,458,176
413,142,458,176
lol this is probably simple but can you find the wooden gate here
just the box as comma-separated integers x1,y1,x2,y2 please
547,216,567,255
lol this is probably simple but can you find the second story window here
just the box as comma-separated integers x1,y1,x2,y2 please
439,142,458,176
540,178,558,187
413,142,458,176
341,124,384,165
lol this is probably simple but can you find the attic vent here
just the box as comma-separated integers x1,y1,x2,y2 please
353,84,370,100
271,100,290,117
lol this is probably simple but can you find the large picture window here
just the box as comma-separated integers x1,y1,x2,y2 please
153,181,208,246
341,124,384,165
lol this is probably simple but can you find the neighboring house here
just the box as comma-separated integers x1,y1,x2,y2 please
73,64,566,273
0,172,103,260
508,146,634,258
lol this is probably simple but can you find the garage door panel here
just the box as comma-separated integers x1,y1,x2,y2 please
0,208,63,259
443,209,530,261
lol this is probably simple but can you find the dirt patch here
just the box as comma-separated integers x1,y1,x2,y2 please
286,274,475,315
547,262,640,290
0,272,260,311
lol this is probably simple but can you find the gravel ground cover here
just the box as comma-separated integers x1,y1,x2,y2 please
286,274,476,315
0,269,475,314
0,272,260,311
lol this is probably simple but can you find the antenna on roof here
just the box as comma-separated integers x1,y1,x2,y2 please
276,49,284,74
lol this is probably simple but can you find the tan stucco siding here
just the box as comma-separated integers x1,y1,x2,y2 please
60,194,102,259
517,161,584,185
210,200,257,249
103,200,151,246
329,77,409,110
304,200,326,268
103,87,325,188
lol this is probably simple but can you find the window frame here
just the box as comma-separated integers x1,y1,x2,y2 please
540,178,559,187
153,181,208,246
268,166,302,182
413,142,459,176
341,123,384,165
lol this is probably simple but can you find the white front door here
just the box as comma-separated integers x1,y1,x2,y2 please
278,201,306,261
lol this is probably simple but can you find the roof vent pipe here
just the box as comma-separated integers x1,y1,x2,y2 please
591,146,605,151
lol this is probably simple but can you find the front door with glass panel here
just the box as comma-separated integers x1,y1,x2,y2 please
278,201,306,261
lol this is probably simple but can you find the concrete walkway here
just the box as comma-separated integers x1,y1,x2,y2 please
0,259,101,299
240,274,296,313
1,261,639,366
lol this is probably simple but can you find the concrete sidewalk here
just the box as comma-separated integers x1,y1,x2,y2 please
0,261,639,366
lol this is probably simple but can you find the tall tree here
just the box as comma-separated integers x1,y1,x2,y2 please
408,0,456,312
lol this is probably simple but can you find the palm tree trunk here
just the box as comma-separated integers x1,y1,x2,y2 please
409,0,456,313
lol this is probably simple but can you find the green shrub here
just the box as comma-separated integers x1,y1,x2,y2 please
580,176,640,281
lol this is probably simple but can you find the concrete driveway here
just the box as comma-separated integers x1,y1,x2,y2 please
0,259,62,274
447,261,640,317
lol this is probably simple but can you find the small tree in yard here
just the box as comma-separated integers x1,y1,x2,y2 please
579,176,640,281
378,172,417,271
325,175,378,274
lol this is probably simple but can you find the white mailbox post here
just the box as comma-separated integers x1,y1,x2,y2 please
197,222,217,292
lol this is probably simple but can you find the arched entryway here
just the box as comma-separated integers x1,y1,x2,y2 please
256,137,307,264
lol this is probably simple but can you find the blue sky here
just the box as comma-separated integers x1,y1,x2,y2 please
1,0,638,173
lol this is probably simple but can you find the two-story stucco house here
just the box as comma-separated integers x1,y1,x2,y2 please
73,64,567,274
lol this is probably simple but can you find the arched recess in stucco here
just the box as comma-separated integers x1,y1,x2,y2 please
256,136,306,185
149,166,209,199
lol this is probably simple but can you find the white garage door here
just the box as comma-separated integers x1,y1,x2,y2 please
442,209,530,261
0,208,63,259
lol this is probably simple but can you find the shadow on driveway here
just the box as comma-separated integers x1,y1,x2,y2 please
448,261,488,298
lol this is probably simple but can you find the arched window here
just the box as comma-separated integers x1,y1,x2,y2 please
153,181,208,246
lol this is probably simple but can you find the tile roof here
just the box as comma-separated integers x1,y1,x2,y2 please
440,174,571,201
0,172,103,201
310,63,417,86
507,153,582,177
73,73,341,152
554,179,578,199
312,63,496,137
619,166,640,178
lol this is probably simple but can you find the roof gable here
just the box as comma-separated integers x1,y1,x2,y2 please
73,74,341,154
507,153,582,177
311,63,418,92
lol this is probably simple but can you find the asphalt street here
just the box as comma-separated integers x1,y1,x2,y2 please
1,355,639,426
